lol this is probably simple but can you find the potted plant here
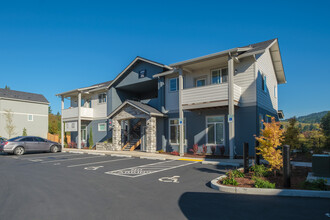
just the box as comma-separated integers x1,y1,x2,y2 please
219,145,225,156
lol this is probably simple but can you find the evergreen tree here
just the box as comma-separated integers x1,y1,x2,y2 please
4,85,10,90
22,128,27,136
320,111,330,148
89,127,93,149
283,117,300,149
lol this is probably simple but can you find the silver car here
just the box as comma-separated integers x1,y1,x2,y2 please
0,136,61,155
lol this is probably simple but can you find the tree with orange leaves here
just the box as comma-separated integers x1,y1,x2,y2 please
255,117,284,175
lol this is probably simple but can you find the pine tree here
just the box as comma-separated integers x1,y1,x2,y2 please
22,128,27,136
320,111,330,148
89,127,93,149
255,117,284,175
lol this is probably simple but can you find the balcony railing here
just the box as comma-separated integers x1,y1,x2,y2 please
62,107,94,120
181,83,241,109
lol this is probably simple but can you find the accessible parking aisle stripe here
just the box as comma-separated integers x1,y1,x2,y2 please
105,160,197,178
67,158,133,167
40,155,106,163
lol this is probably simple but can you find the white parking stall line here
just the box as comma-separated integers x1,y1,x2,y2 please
40,155,106,163
9,152,68,158
20,153,80,160
67,158,133,168
105,160,197,178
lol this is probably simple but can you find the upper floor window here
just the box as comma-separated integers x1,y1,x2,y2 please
169,78,179,92
28,114,33,121
195,77,206,87
98,93,107,104
98,123,106,131
139,69,147,78
211,68,228,84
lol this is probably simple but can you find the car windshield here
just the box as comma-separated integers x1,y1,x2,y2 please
8,137,22,141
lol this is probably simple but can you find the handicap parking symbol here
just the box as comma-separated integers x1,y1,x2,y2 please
158,176,180,183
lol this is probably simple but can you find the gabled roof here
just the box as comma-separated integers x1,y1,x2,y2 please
56,80,112,96
108,100,165,119
0,88,49,104
169,39,286,84
106,56,172,89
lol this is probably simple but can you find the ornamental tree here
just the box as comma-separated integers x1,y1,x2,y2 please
255,117,284,174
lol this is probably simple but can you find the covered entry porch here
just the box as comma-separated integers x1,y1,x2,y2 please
108,100,165,153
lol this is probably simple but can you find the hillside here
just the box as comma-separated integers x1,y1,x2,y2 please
284,111,329,123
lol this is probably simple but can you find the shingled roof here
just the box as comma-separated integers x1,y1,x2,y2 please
0,88,49,104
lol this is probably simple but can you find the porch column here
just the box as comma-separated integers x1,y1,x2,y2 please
78,92,82,149
146,116,156,153
228,55,235,159
178,68,184,156
112,119,121,151
61,96,64,151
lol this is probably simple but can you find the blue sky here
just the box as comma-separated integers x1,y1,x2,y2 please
0,0,329,118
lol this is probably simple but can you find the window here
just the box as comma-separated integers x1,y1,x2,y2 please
139,69,146,78
98,93,107,103
169,78,179,92
262,75,267,92
206,116,224,145
34,137,46,142
81,98,85,107
211,68,228,84
169,119,185,144
98,123,106,131
21,137,34,142
195,78,206,87
28,114,33,121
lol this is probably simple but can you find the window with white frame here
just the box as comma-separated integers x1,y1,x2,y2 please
98,123,106,131
206,116,224,145
169,78,179,92
27,114,33,121
98,93,107,103
261,75,267,92
195,77,206,87
169,119,185,144
211,68,228,84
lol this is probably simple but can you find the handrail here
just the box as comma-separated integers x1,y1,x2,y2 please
130,139,142,151
121,142,130,151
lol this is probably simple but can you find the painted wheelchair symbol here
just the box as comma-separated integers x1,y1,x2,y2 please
84,166,104,170
158,176,180,183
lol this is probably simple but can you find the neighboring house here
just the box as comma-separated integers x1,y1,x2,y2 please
57,39,286,158
0,89,49,139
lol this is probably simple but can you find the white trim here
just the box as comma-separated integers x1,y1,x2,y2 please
0,97,49,105
0,111,47,117
169,77,179,92
205,115,225,146
98,123,107,131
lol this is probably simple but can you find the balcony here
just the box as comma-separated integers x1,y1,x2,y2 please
62,107,94,121
181,83,241,110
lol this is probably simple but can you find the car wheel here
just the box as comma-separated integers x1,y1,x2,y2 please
50,145,59,153
14,146,25,156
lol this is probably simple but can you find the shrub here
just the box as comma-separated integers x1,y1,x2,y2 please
189,144,198,155
253,178,275,188
211,146,216,155
202,144,207,155
219,145,225,156
301,179,328,191
158,149,164,153
222,177,238,186
227,170,245,178
170,151,179,156
250,164,269,177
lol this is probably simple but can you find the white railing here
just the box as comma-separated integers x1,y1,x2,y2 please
182,83,241,107
62,107,94,120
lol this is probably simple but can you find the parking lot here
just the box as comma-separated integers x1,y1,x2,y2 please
0,152,329,220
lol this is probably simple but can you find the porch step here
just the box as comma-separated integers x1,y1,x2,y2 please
122,139,140,151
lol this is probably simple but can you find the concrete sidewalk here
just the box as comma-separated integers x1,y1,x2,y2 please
62,148,248,167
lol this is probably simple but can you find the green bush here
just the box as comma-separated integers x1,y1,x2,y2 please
253,177,275,188
250,164,269,177
227,170,245,178
222,177,238,186
301,179,328,191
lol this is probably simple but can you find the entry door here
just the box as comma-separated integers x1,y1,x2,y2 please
141,126,146,151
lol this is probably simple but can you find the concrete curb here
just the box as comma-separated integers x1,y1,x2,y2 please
140,156,166,161
210,175,330,198
110,154,132,158
202,161,240,166
87,153,106,156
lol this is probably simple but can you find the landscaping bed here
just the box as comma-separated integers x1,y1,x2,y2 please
218,165,329,191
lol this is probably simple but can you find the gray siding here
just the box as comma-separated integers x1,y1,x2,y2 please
0,99,48,138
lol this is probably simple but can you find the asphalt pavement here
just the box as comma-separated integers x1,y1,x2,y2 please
0,152,329,220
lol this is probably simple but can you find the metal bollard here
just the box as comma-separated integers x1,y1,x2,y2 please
243,142,249,173
255,140,260,165
283,145,291,188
